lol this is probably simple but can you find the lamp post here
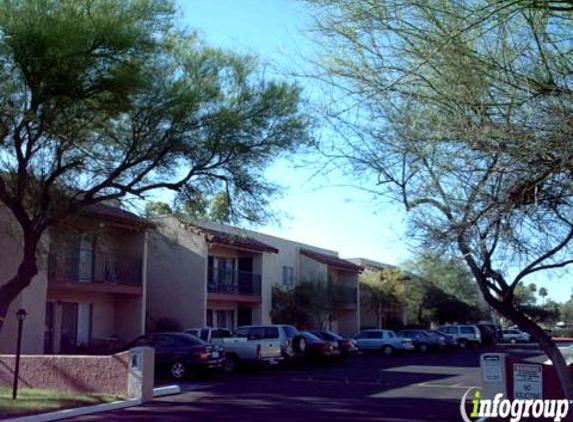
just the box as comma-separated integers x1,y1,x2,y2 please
12,309,27,400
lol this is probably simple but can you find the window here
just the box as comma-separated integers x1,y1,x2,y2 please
235,327,249,338
206,309,213,327
368,331,383,339
460,327,474,335
280,325,298,339
386,331,396,339
215,310,235,331
262,327,279,339
282,266,294,287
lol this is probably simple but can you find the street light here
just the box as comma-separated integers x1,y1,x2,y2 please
12,309,27,400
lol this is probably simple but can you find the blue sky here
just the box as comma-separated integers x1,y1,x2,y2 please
174,0,571,303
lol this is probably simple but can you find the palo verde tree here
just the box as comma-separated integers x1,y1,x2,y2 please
304,0,573,397
0,0,310,331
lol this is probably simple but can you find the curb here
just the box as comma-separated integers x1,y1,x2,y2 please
2,385,182,422
2,398,142,422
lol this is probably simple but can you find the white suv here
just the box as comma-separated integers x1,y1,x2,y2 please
438,325,481,348
236,324,299,359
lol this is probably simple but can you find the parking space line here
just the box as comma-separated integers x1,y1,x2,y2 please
415,382,472,389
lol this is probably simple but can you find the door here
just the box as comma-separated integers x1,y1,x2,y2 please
237,306,252,327
237,257,254,293
44,302,55,353
79,234,95,282
60,302,78,353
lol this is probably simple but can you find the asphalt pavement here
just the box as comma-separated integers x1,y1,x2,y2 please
64,344,551,422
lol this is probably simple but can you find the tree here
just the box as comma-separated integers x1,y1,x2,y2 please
145,201,173,218
404,251,479,307
304,0,573,396
145,191,233,223
271,280,352,329
0,0,310,332
360,267,406,328
539,287,549,305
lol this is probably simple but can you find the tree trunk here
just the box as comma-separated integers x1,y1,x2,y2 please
476,278,573,400
496,300,573,400
0,236,39,334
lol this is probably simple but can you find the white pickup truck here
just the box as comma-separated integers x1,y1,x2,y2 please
185,327,283,372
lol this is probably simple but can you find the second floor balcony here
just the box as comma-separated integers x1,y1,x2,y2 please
207,267,262,297
48,248,142,290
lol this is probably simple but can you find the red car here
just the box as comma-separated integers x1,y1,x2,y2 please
296,331,342,362
310,330,360,355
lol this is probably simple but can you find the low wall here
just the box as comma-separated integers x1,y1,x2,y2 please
0,352,130,396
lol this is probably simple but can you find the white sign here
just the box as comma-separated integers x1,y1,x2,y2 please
482,354,502,383
513,363,543,399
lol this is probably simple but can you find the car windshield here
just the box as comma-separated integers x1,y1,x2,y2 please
179,333,206,346
320,331,342,340
281,325,299,339
301,331,322,341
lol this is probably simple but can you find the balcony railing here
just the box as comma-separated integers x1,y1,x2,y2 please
48,248,142,286
207,267,262,296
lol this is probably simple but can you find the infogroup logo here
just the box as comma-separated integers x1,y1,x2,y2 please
460,387,570,422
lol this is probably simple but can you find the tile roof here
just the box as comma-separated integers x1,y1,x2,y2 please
83,203,149,228
300,249,362,273
195,226,279,254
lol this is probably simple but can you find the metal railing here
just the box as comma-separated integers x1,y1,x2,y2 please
207,267,262,296
48,248,142,286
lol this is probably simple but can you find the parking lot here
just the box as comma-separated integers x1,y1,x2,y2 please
65,343,556,422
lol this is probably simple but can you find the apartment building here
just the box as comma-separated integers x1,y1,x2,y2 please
146,217,362,336
0,203,149,354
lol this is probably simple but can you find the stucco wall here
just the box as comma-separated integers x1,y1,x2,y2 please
0,206,48,354
0,352,130,395
146,217,208,330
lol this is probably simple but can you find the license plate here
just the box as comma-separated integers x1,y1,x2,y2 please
212,351,220,358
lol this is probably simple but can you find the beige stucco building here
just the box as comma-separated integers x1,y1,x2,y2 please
146,217,362,337
0,204,148,354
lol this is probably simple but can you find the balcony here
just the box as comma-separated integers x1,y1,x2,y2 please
48,248,142,294
207,267,262,297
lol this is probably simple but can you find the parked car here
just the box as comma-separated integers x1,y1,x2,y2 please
427,329,458,348
126,332,224,379
353,329,414,355
309,330,360,355
501,329,531,344
398,329,444,352
184,327,282,372
235,324,299,360
438,325,482,348
297,331,342,361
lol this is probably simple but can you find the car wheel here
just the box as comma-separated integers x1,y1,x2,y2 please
510,338,517,344
458,339,468,349
224,354,239,373
382,345,394,356
171,361,187,380
419,343,428,353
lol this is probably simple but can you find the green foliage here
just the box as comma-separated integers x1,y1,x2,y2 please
404,251,479,307
271,280,354,329
360,266,480,326
144,201,172,218
0,0,311,327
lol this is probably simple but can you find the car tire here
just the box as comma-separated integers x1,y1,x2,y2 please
171,361,187,380
458,339,468,349
510,338,517,344
418,343,428,353
382,345,394,356
224,354,239,373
